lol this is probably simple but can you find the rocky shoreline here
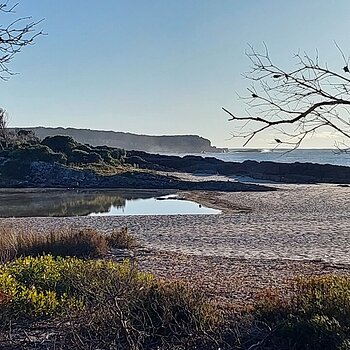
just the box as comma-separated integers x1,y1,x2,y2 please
127,150,350,184
1,134,348,189
0,160,275,192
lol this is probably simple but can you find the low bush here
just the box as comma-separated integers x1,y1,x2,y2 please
61,259,216,349
68,149,103,165
0,226,134,262
0,159,32,179
0,255,216,349
252,275,350,350
9,145,67,164
0,255,84,319
41,135,78,155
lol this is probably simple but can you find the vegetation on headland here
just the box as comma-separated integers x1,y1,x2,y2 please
0,227,350,349
0,132,128,177
2,124,349,187
0,132,275,191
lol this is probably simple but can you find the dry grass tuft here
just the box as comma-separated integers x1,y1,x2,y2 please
107,227,136,249
0,225,134,261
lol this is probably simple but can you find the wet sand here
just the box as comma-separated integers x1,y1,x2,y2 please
1,182,350,303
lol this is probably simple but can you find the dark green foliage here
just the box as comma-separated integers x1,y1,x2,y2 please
275,315,346,350
94,148,115,163
0,135,127,181
0,149,10,158
39,135,125,167
14,129,39,147
74,143,93,153
253,275,350,350
9,145,67,164
0,159,31,179
41,135,78,154
93,146,125,164
68,149,103,165
111,147,126,160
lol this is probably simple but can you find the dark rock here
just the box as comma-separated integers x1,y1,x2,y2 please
126,151,350,184
0,160,273,192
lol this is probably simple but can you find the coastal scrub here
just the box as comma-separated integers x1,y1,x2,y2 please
0,255,216,349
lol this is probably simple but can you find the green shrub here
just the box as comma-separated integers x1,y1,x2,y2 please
94,146,125,163
0,159,31,179
74,144,93,153
0,255,84,319
94,148,115,163
64,260,216,349
0,255,216,349
253,275,350,350
9,145,66,164
41,135,78,155
68,149,102,164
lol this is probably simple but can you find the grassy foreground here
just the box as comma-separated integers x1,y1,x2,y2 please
0,227,350,349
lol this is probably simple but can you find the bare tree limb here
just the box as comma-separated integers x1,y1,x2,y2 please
0,1,43,146
0,1,44,80
224,44,350,150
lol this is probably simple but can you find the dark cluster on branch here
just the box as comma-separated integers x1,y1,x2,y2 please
224,43,350,151
0,1,44,80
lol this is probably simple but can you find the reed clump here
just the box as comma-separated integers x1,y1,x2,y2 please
0,226,135,261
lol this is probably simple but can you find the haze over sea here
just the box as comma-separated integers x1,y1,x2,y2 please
185,149,350,167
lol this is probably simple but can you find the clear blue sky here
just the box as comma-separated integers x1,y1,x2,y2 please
1,0,349,147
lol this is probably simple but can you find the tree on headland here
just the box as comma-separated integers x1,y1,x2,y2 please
0,1,43,148
223,44,350,151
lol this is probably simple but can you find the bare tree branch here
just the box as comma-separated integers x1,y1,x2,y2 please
0,1,44,80
0,1,43,146
224,45,350,150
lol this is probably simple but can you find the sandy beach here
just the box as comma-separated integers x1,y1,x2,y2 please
2,182,350,305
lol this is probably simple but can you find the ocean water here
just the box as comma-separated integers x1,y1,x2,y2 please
193,149,350,167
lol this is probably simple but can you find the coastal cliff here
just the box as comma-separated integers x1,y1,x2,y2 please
19,127,226,154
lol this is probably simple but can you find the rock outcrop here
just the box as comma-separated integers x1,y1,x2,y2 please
126,151,350,184
0,161,273,192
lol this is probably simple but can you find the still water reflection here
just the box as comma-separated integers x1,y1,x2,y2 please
0,190,220,217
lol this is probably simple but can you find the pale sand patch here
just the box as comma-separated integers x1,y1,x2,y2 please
135,250,350,306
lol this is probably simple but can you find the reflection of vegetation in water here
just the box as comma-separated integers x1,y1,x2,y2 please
0,191,131,217
48,194,126,217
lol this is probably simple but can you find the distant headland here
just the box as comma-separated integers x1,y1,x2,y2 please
16,127,227,154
